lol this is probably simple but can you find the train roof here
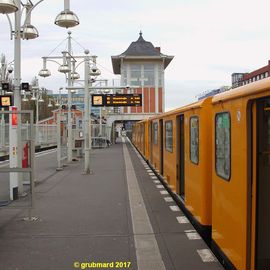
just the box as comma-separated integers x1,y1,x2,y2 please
149,97,212,120
212,77,270,104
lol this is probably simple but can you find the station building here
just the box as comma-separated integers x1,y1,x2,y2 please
111,32,173,114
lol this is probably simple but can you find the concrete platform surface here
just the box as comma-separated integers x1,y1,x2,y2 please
0,138,224,270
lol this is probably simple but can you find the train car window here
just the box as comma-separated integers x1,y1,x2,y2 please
190,116,199,164
165,120,173,152
215,112,231,180
153,122,158,145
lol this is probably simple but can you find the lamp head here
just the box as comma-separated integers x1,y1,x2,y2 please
0,0,18,14
55,10,79,28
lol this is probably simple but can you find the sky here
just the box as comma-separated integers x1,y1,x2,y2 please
1,0,270,111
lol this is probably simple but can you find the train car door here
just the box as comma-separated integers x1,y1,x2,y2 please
159,119,164,175
179,114,185,199
254,98,270,270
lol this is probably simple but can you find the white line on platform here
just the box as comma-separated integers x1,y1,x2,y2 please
185,232,201,240
153,180,160,184
123,137,166,270
170,205,180,212
176,216,189,224
197,249,217,262
151,176,158,179
164,197,173,202
160,190,169,195
148,172,155,176
156,185,164,189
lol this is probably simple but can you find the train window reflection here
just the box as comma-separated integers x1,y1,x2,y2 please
215,112,231,180
190,116,199,164
153,122,158,145
165,121,173,152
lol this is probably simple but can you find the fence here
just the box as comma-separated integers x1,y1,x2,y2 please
0,122,57,156
0,121,112,158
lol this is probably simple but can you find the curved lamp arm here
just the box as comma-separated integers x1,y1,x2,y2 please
5,14,14,40
22,0,45,28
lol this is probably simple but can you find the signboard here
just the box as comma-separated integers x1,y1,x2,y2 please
0,95,12,108
91,94,142,107
92,95,104,107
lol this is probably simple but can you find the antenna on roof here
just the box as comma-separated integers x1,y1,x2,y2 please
139,30,142,37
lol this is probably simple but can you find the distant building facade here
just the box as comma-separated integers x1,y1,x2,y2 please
111,32,173,114
232,60,270,88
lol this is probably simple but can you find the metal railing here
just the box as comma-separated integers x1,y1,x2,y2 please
0,122,57,155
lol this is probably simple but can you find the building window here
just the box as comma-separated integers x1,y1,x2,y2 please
165,120,173,152
190,116,199,164
143,64,155,86
158,64,163,87
215,112,231,180
122,64,127,86
265,72,269,77
130,64,141,86
153,122,158,145
257,75,260,81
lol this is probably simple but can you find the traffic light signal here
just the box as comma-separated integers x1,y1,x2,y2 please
1,83,10,91
21,82,30,91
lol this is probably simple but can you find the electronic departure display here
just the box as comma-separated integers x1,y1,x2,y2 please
0,95,12,108
92,94,142,107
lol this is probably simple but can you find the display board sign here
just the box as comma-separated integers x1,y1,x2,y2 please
0,95,13,108
92,94,142,107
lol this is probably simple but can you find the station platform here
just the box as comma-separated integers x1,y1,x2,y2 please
0,137,224,270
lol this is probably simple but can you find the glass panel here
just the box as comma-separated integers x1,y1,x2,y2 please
153,122,158,145
190,116,199,164
143,64,154,86
121,65,127,86
130,64,141,86
165,121,173,152
215,112,231,180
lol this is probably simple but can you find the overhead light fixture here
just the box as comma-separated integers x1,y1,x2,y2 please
31,93,37,101
71,71,80,80
89,67,101,77
22,92,28,102
58,64,70,73
55,10,79,28
0,0,18,14
38,68,51,78
21,24,39,40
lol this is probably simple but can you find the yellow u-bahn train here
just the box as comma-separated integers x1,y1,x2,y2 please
132,78,270,270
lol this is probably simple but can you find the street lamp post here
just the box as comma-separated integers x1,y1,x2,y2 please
39,33,101,171
83,50,90,174
0,0,79,200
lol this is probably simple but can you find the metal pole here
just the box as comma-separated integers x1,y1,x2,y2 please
36,90,39,143
83,50,91,174
56,87,63,170
99,107,102,136
67,31,72,162
9,0,23,198
64,0,70,10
